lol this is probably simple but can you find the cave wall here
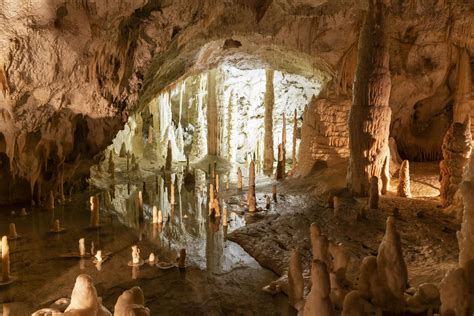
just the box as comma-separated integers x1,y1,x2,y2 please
0,0,472,203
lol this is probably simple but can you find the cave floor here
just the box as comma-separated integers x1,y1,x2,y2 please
0,160,457,315
228,161,458,299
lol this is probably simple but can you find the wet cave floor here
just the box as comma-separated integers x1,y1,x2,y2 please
0,160,460,315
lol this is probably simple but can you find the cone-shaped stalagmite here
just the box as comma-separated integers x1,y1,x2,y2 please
301,260,335,316
207,69,219,156
248,161,256,212
439,48,472,208
439,268,470,316
288,249,304,310
348,0,391,196
2,236,10,282
263,69,274,175
397,160,412,198
237,167,243,191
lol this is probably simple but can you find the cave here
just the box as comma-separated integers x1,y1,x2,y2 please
0,1,473,315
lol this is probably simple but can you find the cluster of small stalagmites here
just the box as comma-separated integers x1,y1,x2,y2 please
286,217,456,315
32,274,150,315
288,223,351,315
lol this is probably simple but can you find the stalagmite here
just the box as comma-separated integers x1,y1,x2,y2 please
237,167,243,191
131,245,142,265
347,0,391,196
263,69,274,175
8,223,19,240
272,184,277,202
276,144,285,180
207,69,219,156
223,207,228,226
20,208,27,216
288,249,304,310
90,196,99,228
397,160,412,198
63,274,112,315
215,174,220,193
46,191,55,209
165,140,172,171
170,182,175,205
94,250,103,263
310,223,331,268
2,236,10,283
458,166,474,291
329,242,350,284
79,238,86,257
377,216,408,313
138,191,144,221
341,291,366,316
177,249,186,269
369,176,379,210
439,268,470,316
248,161,256,212
292,109,298,166
114,286,150,316
119,142,127,157
300,260,335,316
51,219,66,233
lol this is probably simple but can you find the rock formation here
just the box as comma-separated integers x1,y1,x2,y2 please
207,69,219,156
397,160,412,198
368,176,379,210
264,69,275,176
439,268,470,316
341,291,366,316
347,0,391,196
64,274,111,315
300,260,335,316
114,286,150,316
288,249,304,310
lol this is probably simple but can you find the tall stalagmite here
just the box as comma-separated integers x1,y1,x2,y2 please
458,154,474,292
347,0,391,196
263,69,274,175
439,48,472,207
207,69,219,156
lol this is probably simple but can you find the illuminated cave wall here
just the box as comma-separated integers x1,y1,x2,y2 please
107,65,321,167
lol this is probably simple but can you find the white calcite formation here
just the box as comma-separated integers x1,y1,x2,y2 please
114,286,150,316
64,274,111,315
439,268,470,316
358,216,408,313
288,249,304,310
299,260,335,316
397,160,412,198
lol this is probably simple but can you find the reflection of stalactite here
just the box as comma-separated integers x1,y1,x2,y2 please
263,69,274,175
207,69,219,156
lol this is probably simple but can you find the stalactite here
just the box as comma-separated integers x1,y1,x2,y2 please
348,0,391,197
263,69,274,176
207,69,219,156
